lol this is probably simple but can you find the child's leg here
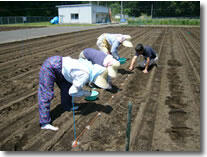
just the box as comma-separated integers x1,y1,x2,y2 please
149,56,159,66
38,66,55,126
137,60,146,68
59,79,73,111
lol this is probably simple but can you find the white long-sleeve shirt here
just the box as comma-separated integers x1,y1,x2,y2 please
98,33,126,60
62,57,106,97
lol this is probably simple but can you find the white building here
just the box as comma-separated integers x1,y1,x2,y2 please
56,4,110,24
115,14,129,19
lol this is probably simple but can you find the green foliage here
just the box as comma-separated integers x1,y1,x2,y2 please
108,1,199,18
0,1,82,16
110,3,120,16
0,1,200,18
127,18,200,26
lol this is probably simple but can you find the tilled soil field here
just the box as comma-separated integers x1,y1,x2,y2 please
0,26,200,151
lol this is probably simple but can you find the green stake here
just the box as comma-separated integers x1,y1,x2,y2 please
125,101,132,151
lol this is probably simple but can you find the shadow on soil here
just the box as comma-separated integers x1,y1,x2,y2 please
136,64,157,72
51,102,113,122
75,102,113,115
50,104,65,123
90,83,121,94
118,68,134,75
106,84,121,94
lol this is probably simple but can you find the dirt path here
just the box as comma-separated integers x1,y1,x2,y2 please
0,26,200,151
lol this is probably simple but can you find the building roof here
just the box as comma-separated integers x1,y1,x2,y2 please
56,3,107,8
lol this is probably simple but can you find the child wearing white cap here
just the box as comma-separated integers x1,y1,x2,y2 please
79,48,120,88
96,33,133,60
38,56,110,131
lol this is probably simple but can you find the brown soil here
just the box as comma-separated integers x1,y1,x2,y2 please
0,26,200,151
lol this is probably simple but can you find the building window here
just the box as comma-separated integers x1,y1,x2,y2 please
71,14,79,20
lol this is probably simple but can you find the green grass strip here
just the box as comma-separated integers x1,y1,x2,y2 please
0,22,97,27
127,18,200,26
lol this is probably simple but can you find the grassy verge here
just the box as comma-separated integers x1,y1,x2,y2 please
0,22,97,27
127,18,200,26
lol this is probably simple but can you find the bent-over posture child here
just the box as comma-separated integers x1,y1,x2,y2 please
96,33,133,60
79,48,120,77
129,43,158,73
38,56,111,131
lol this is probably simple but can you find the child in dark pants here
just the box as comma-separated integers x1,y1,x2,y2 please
38,56,110,131
129,43,158,73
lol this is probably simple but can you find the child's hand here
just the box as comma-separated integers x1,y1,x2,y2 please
129,66,134,71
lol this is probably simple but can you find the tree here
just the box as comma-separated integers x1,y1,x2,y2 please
0,1,200,17
110,3,120,16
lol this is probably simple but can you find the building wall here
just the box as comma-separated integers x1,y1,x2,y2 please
92,5,109,23
57,4,109,24
58,5,92,24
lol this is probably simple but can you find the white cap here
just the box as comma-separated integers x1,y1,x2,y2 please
94,70,110,89
122,40,133,47
123,35,132,40
107,60,120,78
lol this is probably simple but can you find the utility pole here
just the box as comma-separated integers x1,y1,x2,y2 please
121,1,123,19
151,2,153,18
